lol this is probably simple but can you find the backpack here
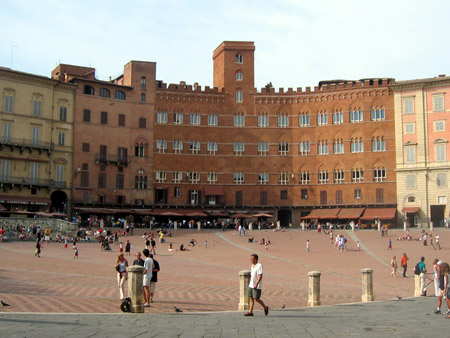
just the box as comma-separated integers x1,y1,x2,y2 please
414,262,421,275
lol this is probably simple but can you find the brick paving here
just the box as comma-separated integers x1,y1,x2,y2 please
0,228,449,314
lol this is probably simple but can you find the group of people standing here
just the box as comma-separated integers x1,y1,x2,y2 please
114,248,160,306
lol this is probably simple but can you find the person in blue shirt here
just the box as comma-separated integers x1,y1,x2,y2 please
418,257,427,296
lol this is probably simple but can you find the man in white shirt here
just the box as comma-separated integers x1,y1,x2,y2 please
244,254,269,316
142,249,153,307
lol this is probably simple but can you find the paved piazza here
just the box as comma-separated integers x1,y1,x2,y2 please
0,228,449,314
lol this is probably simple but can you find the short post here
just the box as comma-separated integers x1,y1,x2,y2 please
361,268,374,302
307,271,321,307
403,221,407,232
174,221,178,230
197,221,201,231
430,222,434,232
301,222,305,231
414,275,421,297
127,265,145,313
238,270,251,311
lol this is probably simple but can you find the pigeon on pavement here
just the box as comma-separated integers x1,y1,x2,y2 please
1,300,10,307
174,306,183,312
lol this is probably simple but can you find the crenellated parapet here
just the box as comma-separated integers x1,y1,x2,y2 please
156,80,226,103
254,78,394,104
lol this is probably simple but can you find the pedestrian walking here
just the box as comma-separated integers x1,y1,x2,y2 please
114,253,128,300
401,253,409,277
306,239,310,253
435,234,441,250
125,240,131,256
73,245,78,259
388,239,392,250
244,254,269,317
390,256,398,277
434,261,450,315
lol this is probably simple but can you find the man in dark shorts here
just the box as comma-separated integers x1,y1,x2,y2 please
244,254,269,316
434,262,450,315
149,254,160,303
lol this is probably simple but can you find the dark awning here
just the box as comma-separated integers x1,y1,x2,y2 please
360,208,397,220
301,208,341,220
402,207,420,214
204,186,224,196
337,208,365,219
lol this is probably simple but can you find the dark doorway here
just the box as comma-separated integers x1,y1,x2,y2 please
278,210,292,227
50,190,67,213
430,205,445,227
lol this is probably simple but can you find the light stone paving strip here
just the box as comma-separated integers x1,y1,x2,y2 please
0,297,444,337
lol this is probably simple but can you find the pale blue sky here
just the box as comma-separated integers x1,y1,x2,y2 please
1,0,449,89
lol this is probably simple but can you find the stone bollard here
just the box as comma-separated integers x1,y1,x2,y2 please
430,222,434,232
361,268,374,302
238,270,251,311
307,271,321,307
127,265,145,313
197,221,201,231
414,275,421,297
174,221,178,230
403,221,407,232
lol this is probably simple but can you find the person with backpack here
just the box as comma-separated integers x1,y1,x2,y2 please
416,257,427,296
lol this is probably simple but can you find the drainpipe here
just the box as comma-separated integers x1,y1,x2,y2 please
422,86,430,228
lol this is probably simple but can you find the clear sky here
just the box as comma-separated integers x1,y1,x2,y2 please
1,0,449,90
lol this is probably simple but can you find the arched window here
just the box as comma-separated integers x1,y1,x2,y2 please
235,89,243,103
114,90,126,100
235,71,243,81
99,88,110,98
140,93,146,102
140,76,146,89
83,85,95,95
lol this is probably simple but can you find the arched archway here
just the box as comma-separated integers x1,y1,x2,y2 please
51,190,67,213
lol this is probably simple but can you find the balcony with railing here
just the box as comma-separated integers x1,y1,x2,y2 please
0,176,67,189
94,154,130,166
0,137,53,155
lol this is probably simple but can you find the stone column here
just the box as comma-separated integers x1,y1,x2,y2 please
127,265,145,313
307,271,321,307
197,221,201,231
414,275,421,297
174,221,178,230
238,270,251,311
361,268,374,302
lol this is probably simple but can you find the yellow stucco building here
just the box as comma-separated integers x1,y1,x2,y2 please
0,67,75,217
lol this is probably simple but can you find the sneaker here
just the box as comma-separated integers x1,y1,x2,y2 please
444,309,450,315
265,306,269,316
244,312,253,316
434,309,441,314
144,303,150,307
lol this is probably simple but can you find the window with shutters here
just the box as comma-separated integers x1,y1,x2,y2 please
118,114,125,126
83,109,90,122
260,191,267,205
320,191,327,205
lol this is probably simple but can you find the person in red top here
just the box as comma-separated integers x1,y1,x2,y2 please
0,227,5,242
401,253,409,277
